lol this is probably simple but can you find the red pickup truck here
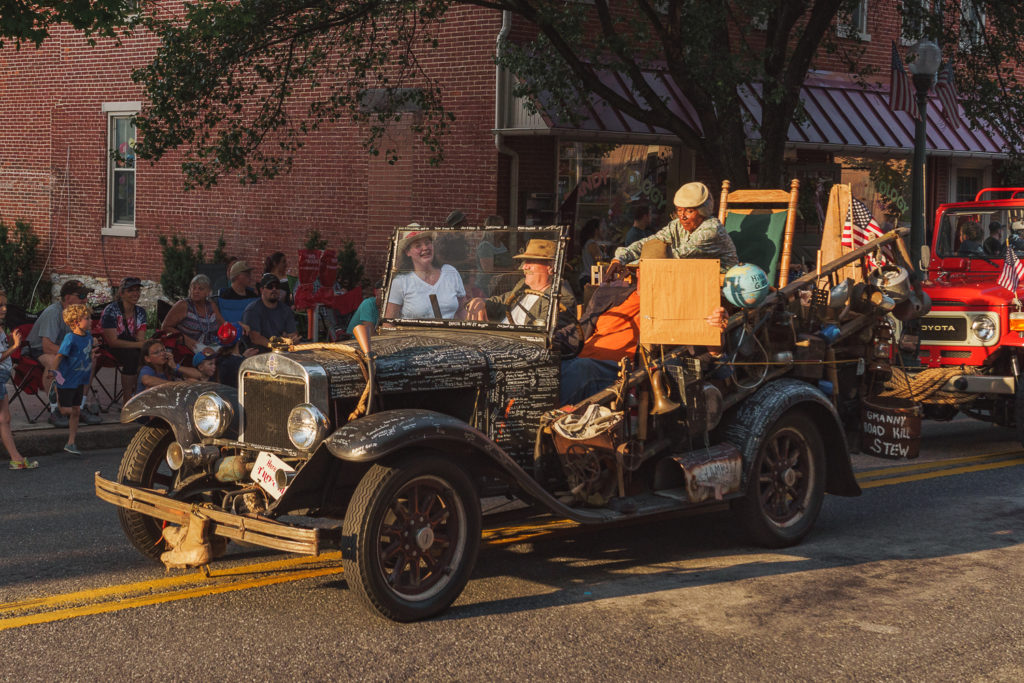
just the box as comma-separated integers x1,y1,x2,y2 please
917,187,1024,440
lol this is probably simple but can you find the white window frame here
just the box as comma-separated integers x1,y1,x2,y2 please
959,0,985,51
901,0,933,45
102,102,140,237
840,1,871,41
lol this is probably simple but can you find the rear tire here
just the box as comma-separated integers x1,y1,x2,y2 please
342,454,481,622
116,425,176,561
732,412,825,548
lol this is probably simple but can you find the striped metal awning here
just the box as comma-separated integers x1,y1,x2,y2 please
498,70,1006,158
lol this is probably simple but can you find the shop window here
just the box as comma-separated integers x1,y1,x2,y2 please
956,169,983,202
103,103,139,237
556,141,677,247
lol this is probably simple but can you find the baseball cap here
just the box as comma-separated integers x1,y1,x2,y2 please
59,279,94,299
121,276,142,290
258,272,279,289
228,260,254,279
217,322,244,346
192,351,213,368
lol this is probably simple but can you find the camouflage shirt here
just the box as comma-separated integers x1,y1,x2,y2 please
614,216,738,272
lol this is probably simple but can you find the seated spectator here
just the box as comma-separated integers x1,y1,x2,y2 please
25,279,101,426
192,351,217,381
445,209,468,227
216,260,258,323
137,338,202,392
100,277,148,403
242,273,300,351
346,279,383,336
162,274,226,354
264,251,294,306
385,230,467,320
214,322,258,389
466,239,576,328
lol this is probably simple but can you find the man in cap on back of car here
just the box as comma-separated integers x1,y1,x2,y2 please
466,238,576,328
26,279,102,426
242,273,299,352
604,181,738,281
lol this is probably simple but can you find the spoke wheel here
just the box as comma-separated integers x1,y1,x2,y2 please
733,412,824,548
343,454,481,622
116,425,177,561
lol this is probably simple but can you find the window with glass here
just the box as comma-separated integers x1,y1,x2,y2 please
108,114,136,228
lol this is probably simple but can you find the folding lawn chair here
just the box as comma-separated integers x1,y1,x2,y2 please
8,324,50,423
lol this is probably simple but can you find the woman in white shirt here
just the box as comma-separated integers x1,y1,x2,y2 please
384,230,467,319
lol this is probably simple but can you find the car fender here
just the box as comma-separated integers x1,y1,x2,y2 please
723,378,861,497
121,381,240,446
326,409,619,523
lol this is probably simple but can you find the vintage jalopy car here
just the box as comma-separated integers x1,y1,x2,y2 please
97,224,874,622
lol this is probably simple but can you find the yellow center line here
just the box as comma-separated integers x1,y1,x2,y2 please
2,452,1022,630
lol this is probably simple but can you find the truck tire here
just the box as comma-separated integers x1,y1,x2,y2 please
116,425,176,561
342,454,481,622
732,412,825,548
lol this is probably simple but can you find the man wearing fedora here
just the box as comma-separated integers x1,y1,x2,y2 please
466,238,576,328
605,181,738,281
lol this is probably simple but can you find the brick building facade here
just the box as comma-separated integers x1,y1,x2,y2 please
0,2,1006,297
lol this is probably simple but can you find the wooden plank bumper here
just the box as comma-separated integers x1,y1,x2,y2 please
95,473,321,556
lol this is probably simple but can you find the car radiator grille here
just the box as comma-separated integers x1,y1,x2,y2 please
242,373,306,450
920,316,968,343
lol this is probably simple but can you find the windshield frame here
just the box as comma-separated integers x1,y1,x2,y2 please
380,225,570,344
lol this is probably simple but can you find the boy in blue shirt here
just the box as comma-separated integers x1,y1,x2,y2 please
53,303,94,455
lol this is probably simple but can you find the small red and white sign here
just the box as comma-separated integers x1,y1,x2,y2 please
250,451,294,500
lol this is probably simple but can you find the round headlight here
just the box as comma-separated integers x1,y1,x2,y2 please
193,392,233,438
971,315,997,342
287,403,329,451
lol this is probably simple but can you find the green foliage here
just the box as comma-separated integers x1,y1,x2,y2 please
158,234,207,300
0,0,132,49
304,229,328,251
210,235,229,263
0,218,42,309
336,240,367,290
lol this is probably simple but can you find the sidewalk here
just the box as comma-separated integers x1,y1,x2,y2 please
6,364,138,459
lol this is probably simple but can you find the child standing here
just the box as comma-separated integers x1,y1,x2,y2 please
0,291,39,469
53,303,94,455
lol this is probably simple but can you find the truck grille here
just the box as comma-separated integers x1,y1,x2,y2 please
241,373,306,450
920,316,967,343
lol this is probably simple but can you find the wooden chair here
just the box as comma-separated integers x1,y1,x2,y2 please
718,179,800,287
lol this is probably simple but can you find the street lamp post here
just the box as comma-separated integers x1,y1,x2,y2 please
908,40,942,278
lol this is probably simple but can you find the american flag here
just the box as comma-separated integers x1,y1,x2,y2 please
890,42,919,120
998,243,1024,293
936,62,962,129
842,197,885,249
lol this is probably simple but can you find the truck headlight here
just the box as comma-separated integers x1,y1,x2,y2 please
193,392,233,437
287,403,329,451
971,315,997,343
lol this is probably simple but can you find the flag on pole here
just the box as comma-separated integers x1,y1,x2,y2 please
890,41,920,120
843,197,887,270
936,62,962,129
997,243,1024,293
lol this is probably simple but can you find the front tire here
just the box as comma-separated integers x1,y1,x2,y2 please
116,425,177,561
342,454,481,622
732,412,825,548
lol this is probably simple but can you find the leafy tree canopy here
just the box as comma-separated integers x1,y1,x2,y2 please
0,0,134,48
129,0,1024,190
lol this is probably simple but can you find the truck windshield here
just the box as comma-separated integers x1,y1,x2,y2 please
381,226,567,331
935,207,1024,259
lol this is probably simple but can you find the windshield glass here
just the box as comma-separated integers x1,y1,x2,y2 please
935,206,1024,259
381,226,567,331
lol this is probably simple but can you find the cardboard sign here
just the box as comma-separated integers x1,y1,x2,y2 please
639,258,721,346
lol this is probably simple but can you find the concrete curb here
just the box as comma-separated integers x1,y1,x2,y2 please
14,422,139,459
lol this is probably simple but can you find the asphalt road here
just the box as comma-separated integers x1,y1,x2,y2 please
1,418,1022,681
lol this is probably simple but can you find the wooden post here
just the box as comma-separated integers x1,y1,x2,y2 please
777,178,800,288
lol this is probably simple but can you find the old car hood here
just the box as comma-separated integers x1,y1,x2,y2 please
925,275,1012,308
291,330,551,398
